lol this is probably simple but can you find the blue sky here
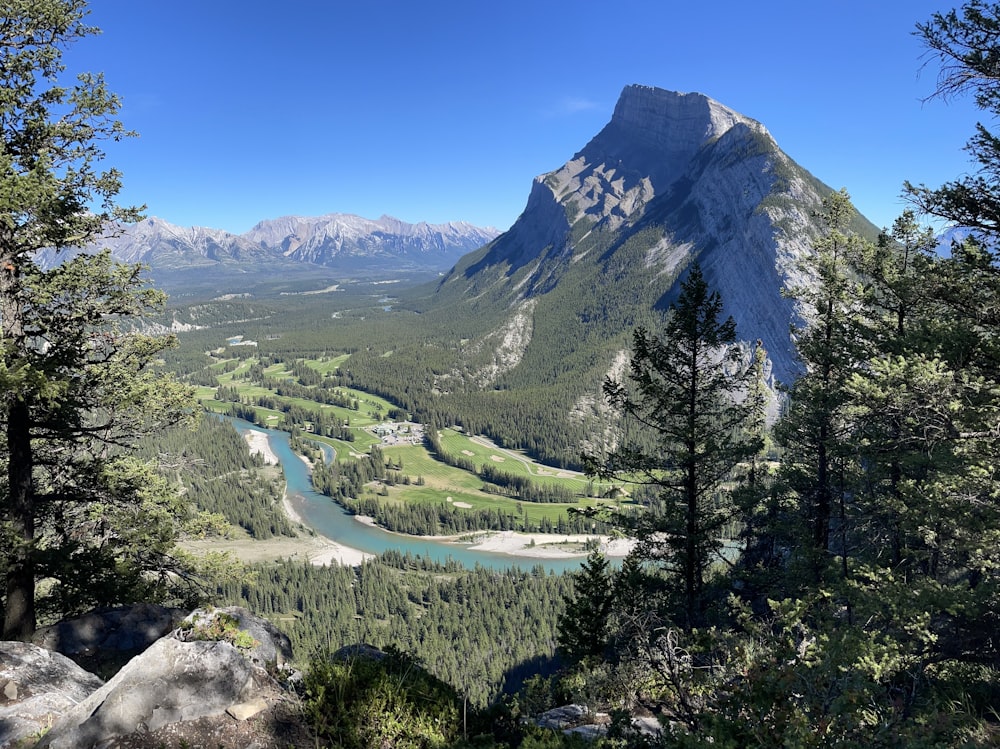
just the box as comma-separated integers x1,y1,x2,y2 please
78,0,979,235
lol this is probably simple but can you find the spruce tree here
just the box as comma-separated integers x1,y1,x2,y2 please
586,263,759,630
774,189,870,591
907,1,1000,232
556,549,614,663
0,1,193,639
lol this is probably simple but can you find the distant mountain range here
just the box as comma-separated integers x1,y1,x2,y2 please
934,225,993,255
36,214,501,274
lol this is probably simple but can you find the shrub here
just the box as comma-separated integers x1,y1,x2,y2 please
304,647,461,748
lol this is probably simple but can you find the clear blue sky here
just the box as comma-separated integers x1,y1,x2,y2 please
77,0,979,235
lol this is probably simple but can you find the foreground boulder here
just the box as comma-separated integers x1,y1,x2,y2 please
31,606,307,749
35,637,258,748
177,605,293,670
32,603,186,678
0,642,104,749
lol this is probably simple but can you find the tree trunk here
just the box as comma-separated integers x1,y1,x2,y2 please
4,397,36,640
1,251,36,640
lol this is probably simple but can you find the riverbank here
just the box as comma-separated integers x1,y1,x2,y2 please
353,517,635,559
236,431,374,567
242,428,634,567
466,530,634,559
245,429,279,465
183,532,373,567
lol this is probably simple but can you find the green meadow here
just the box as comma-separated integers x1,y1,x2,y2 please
198,350,617,527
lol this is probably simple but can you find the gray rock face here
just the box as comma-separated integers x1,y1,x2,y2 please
0,642,103,749
32,607,295,749
534,703,661,740
592,85,763,206
535,703,594,730
441,84,879,390
177,606,293,670
32,604,185,663
34,637,256,749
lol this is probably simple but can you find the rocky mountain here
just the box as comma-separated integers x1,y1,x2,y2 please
36,214,500,274
429,84,879,388
933,225,995,256
244,213,498,266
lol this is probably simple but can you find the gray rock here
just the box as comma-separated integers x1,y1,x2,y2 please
226,696,269,721
535,703,592,730
0,641,103,749
534,704,660,742
632,714,663,736
34,637,257,749
33,604,186,659
177,606,292,669
30,606,298,748
567,723,608,739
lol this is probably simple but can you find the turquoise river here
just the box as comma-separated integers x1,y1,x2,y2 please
225,417,590,575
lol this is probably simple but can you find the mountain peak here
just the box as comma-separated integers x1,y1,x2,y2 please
610,86,765,153
480,87,772,259
441,84,851,388
34,213,500,275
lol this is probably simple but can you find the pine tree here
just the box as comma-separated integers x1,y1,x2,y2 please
842,210,943,575
0,1,194,639
586,263,759,630
556,549,614,663
907,1,1000,232
774,189,870,591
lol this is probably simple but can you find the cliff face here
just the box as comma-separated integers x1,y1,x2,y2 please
437,85,871,386
564,84,762,225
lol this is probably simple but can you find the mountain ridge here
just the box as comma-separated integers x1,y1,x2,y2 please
36,213,501,274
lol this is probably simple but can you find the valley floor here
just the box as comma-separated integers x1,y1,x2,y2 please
204,431,636,566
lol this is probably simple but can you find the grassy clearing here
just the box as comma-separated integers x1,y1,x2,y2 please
437,428,599,492
309,430,381,454
202,399,286,426
262,362,292,377
378,442,608,525
303,354,351,374
382,481,597,526
391,444,485,492
215,358,254,380
194,385,217,402
198,349,610,525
